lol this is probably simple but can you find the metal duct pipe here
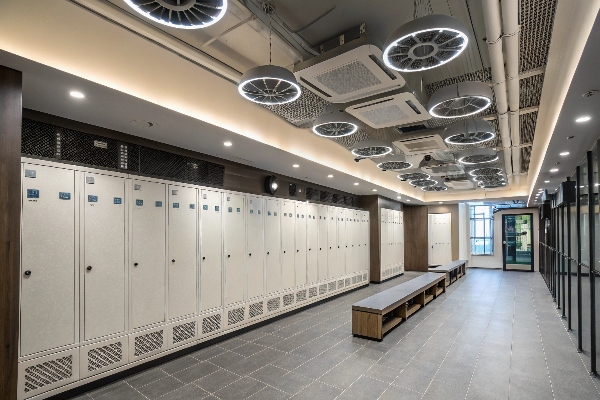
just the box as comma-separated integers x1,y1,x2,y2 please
482,0,513,177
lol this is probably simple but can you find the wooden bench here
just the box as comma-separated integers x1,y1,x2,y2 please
428,260,467,286
351,273,446,341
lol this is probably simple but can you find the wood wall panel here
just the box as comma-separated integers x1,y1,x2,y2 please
403,205,429,272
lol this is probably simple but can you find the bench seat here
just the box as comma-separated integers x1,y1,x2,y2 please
428,260,467,285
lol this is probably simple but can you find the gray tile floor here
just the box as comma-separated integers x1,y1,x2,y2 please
72,269,600,400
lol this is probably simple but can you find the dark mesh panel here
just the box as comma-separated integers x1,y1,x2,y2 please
60,128,120,169
289,183,297,197
306,187,319,201
139,147,191,180
320,191,333,203
205,162,224,186
21,118,56,158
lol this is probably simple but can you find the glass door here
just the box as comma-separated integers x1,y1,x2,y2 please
502,213,534,271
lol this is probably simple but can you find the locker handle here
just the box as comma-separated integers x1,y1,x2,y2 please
267,252,270,255
309,248,311,251
228,255,231,258
297,250,299,253
24,270,31,276
172,259,175,263
249,253,252,257
87,266,92,271
134,263,139,267
284,251,286,253
202,257,206,260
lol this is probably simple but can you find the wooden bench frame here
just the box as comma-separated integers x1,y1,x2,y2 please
428,260,467,286
351,274,446,341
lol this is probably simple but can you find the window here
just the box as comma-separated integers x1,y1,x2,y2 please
470,205,494,255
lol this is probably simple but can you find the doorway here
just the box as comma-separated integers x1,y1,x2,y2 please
428,213,452,266
502,213,534,271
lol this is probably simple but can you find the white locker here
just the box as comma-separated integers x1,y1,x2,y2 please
168,185,198,320
265,199,281,294
247,196,265,300
327,207,337,279
281,201,296,290
345,209,355,274
380,209,388,273
317,205,328,281
387,209,394,267
361,211,370,273
353,211,362,273
200,189,223,311
336,208,346,277
295,202,307,286
224,193,246,305
306,203,319,284
21,164,75,356
393,210,400,268
131,180,166,329
399,211,405,272
83,172,126,341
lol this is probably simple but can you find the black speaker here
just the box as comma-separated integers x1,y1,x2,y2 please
265,175,279,195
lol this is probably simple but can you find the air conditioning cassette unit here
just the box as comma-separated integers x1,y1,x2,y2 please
444,178,475,190
421,162,465,177
294,44,406,103
393,128,447,155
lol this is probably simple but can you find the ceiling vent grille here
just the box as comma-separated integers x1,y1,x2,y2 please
393,130,447,155
398,172,430,181
346,92,430,129
444,179,474,190
421,186,448,192
410,179,437,187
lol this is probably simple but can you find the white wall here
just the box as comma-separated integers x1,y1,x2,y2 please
469,208,540,271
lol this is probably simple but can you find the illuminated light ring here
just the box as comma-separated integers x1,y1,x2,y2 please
421,186,448,191
469,167,503,177
409,179,437,187
312,121,359,138
124,0,228,29
458,155,499,165
350,146,393,158
238,65,302,105
429,95,492,119
443,118,496,145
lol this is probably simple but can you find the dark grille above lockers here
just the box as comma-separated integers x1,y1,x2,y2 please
21,118,224,187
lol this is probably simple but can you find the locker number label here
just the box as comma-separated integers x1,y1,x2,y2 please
136,199,143,206
114,197,122,205
237,208,241,213
190,204,195,210
88,195,98,203
86,177,95,184
27,189,39,199
215,206,220,212
228,207,232,213
59,192,71,200
268,211,272,216
25,169,36,178
250,209,254,214
258,210,261,214
173,203,180,209
155,201,163,207
203,205,208,210
134,184,142,191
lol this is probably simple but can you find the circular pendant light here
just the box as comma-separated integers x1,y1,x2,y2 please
124,0,227,29
383,14,469,72
443,118,496,145
428,81,493,119
469,167,503,177
398,172,430,181
376,154,412,171
239,65,301,105
473,175,505,183
351,139,393,158
478,180,507,189
457,148,499,165
313,106,360,137
421,185,448,192
410,179,437,187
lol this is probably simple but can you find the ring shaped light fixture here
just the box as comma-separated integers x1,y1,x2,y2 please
421,185,448,192
398,172,430,181
383,14,469,72
239,65,301,105
124,0,227,29
410,179,437,188
457,148,499,165
469,167,503,177
351,139,393,158
473,175,505,183
443,118,496,145
376,154,412,171
264,175,279,195
428,81,493,119
313,106,360,137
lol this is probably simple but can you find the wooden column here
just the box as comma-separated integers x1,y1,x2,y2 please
403,205,429,272
0,66,22,400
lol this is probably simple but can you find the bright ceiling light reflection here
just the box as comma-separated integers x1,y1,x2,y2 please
372,189,377,192
223,141,232,147
544,180,550,183
576,116,591,123
292,164,299,168
354,183,359,186
559,152,570,156
327,174,333,178
70,91,84,98
550,168,559,172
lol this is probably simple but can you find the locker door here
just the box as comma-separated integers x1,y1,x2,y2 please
83,172,126,341
281,201,296,290
295,202,307,286
399,211,405,271
346,209,354,274
265,199,281,294
428,214,435,265
168,185,197,320
327,207,337,279
317,205,328,281
362,211,369,272
380,209,387,272
247,196,265,300
224,193,246,305
387,210,394,267
394,211,400,267
306,204,319,284
200,190,223,311
131,180,166,329
337,208,346,276
354,211,361,272
21,165,75,356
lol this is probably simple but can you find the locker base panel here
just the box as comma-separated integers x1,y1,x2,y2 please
33,281,369,400
371,271,404,284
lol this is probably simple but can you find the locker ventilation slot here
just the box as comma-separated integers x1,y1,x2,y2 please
319,284,327,295
328,282,337,292
202,314,222,334
337,280,344,289
345,278,351,287
309,287,318,298
228,308,245,325
249,302,264,318
352,276,358,285
23,355,73,393
296,290,307,302
283,294,294,306
87,342,122,372
267,298,281,312
134,330,164,357
173,321,196,344
357,275,363,283
363,273,368,281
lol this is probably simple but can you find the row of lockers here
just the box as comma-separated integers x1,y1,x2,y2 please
20,160,370,359
380,208,405,279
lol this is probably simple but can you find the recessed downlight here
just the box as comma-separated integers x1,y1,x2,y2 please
327,174,333,178
223,141,232,147
550,168,559,172
559,152,570,156
406,199,411,202
544,180,550,183
439,202,443,204
354,182,359,186
372,189,377,192
70,91,84,99
292,164,299,168
576,116,591,123
397,196,401,199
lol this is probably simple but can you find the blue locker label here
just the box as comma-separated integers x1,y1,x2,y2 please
27,189,39,199
268,211,272,216
59,192,71,200
250,209,254,214
203,205,208,210
237,208,241,213
87,195,98,202
302,215,304,218
215,206,220,212
274,212,278,216
136,199,143,206
258,210,261,214
288,214,291,218
190,204,195,210
173,203,180,209
155,201,163,207
114,197,122,204
228,207,232,212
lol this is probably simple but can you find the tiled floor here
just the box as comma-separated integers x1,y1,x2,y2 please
71,269,600,400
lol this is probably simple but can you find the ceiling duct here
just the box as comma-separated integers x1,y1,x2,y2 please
457,148,499,165
312,105,360,137
294,43,406,103
428,81,493,118
443,118,496,145
124,0,228,29
375,154,413,171
351,139,393,159
444,177,475,190
398,171,431,181
238,65,301,105
383,14,469,72
392,128,447,155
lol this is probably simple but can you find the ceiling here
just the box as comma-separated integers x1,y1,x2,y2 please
0,0,595,204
